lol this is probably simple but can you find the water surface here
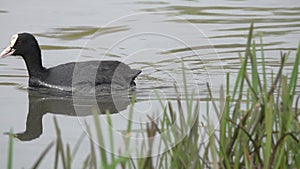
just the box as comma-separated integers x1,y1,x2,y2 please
0,0,299,168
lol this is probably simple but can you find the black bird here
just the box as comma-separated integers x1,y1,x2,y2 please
0,33,141,95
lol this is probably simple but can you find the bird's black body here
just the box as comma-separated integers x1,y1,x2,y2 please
30,60,141,89
0,33,141,94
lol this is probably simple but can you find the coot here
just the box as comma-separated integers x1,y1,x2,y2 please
0,33,141,94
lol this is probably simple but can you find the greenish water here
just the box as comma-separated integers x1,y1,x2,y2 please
0,0,299,168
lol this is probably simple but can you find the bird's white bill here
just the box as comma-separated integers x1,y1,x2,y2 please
0,46,15,58
0,34,18,58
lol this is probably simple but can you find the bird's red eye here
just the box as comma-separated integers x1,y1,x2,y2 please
17,40,22,45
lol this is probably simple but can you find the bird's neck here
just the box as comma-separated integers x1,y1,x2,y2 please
22,51,47,78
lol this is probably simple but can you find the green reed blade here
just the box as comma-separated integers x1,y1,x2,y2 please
71,132,85,160
31,141,54,169
92,108,108,168
288,42,300,97
259,34,267,93
53,116,67,169
7,129,13,169
105,110,115,164
84,121,97,169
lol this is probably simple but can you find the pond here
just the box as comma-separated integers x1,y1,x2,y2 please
0,0,299,168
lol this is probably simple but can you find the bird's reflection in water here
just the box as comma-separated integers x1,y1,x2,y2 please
14,89,132,141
